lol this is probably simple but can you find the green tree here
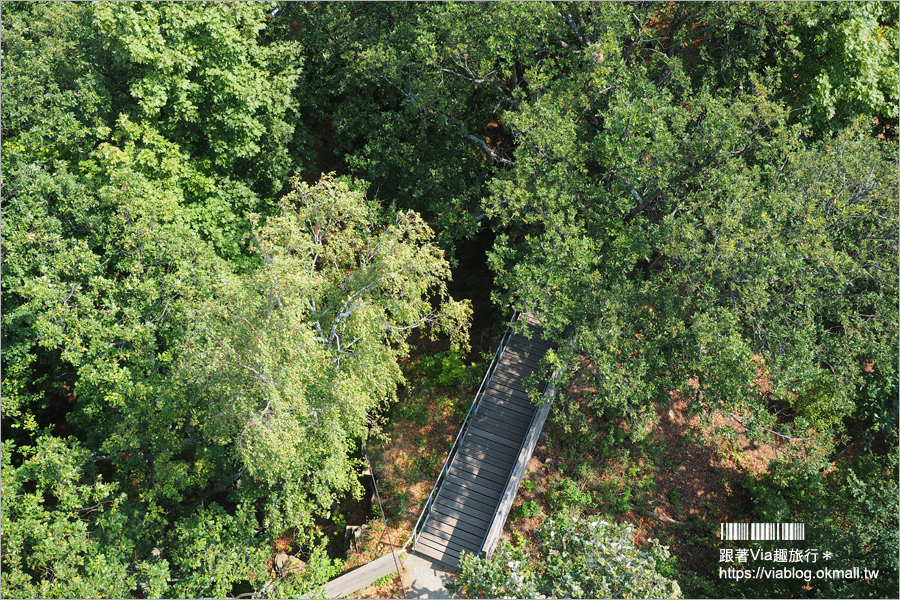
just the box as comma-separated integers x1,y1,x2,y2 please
2,1,303,260
272,2,631,247
619,2,898,135
487,49,897,456
740,452,899,598
171,175,470,534
2,172,469,597
269,2,493,247
0,156,229,596
450,517,681,599
769,2,898,131
0,435,161,599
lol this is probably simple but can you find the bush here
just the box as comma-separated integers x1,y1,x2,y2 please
421,348,480,389
515,500,541,520
449,517,682,599
547,477,591,514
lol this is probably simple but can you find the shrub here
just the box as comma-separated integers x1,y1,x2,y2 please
547,477,591,514
422,348,477,388
515,500,541,520
449,517,682,599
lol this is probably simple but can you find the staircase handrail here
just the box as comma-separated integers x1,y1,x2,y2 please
404,311,520,551
478,326,570,559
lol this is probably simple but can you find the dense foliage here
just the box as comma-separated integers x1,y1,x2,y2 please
450,517,682,599
2,1,897,598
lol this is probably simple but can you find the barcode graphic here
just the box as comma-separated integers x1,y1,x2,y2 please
720,523,805,541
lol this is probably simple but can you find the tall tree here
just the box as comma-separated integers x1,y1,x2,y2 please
481,4,898,455
2,171,468,597
2,1,303,260
171,175,470,533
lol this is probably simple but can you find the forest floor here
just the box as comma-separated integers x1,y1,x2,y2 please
342,340,797,598
344,334,474,599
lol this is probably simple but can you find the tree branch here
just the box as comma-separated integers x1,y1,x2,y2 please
729,413,812,442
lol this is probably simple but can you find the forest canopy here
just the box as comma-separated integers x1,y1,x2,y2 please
2,2,897,598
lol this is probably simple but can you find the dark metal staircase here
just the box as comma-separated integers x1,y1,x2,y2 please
410,313,556,568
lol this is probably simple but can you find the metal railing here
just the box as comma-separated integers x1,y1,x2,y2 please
404,311,520,551
478,324,570,559
478,368,557,559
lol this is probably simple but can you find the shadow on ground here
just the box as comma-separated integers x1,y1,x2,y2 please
404,553,458,599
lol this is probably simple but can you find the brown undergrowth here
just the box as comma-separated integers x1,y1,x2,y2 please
345,335,482,598
495,366,815,586
340,342,819,597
